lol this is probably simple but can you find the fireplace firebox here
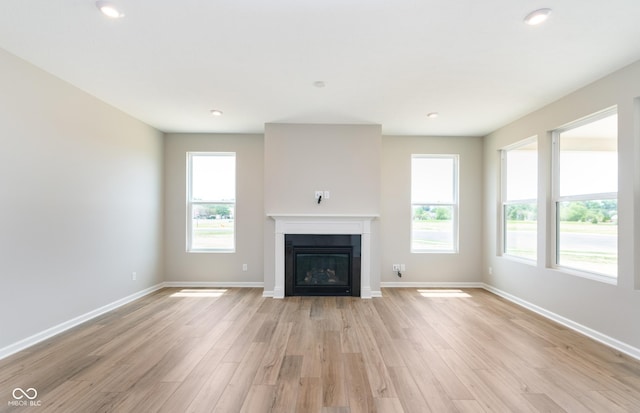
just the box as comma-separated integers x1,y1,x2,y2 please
285,234,361,296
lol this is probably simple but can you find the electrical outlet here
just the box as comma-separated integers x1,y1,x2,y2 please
392,264,400,272
132,272,137,281
315,191,323,200
488,266,493,275
400,264,406,272
242,264,248,271
323,190,330,199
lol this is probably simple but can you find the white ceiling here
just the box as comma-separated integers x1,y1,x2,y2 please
1,1,640,136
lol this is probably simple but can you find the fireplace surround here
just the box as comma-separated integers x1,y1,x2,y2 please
268,214,377,298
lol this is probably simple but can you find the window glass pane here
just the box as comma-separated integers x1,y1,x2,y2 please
191,155,235,201
559,114,617,197
411,205,454,251
411,157,455,203
191,204,235,250
505,141,537,200
504,203,537,259
557,200,617,277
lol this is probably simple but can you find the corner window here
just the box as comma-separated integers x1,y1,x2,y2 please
501,138,537,260
552,109,617,278
411,155,459,253
187,152,236,252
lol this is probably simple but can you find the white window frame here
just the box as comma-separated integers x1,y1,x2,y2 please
551,108,617,282
500,137,538,262
187,152,236,253
411,154,459,253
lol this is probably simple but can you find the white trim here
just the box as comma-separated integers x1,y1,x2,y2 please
483,283,640,361
163,281,264,288
381,282,484,288
0,283,164,361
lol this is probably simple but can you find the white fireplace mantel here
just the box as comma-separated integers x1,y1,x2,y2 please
267,214,378,299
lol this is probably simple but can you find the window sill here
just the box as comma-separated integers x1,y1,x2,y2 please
187,249,235,254
502,254,537,266
550,266,618,285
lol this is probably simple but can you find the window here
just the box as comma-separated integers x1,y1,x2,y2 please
411,155,458,252
187,152,236,252
552,110,617,278
502,138,537,260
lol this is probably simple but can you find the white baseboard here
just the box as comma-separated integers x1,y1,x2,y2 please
483,283,640,361
381,281,484,288
163,281,264,288
0,283,165,361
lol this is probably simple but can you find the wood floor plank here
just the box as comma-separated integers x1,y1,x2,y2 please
239,384,276,413
451,399,486,413
297,377,323,413
271,355,303,413
351,301,398,399
253,321,293,385
388,366,432,413
343,352,375,413
393,336,460,412
213,342,269,412
338,304,361,354
156,348,226,412
374,397,405,413
183,362,237,413
321,331,348,407
437,348,517,412
2,287,640,413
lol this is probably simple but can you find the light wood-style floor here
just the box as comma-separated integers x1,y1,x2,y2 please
2,288,640,412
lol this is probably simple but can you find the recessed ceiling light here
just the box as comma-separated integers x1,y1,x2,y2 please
524,8,552,26
210,109,223,116
96,1,125,18
313,81,326,88
426,112,439,119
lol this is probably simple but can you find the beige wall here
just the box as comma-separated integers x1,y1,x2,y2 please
163,133,264,283
381,136,484,284
483,60,640,350
263,123,382,294
263,123,382,214
0,49,164,351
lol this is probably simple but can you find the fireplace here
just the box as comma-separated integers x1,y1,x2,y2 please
285,234,360,296
268,214,377,299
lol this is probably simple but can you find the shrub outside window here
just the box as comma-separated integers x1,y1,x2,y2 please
411,155,459,253
552,110,617,278
187,152,236,252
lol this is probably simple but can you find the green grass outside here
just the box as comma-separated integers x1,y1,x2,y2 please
505,219,617,276
192,219,234,249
